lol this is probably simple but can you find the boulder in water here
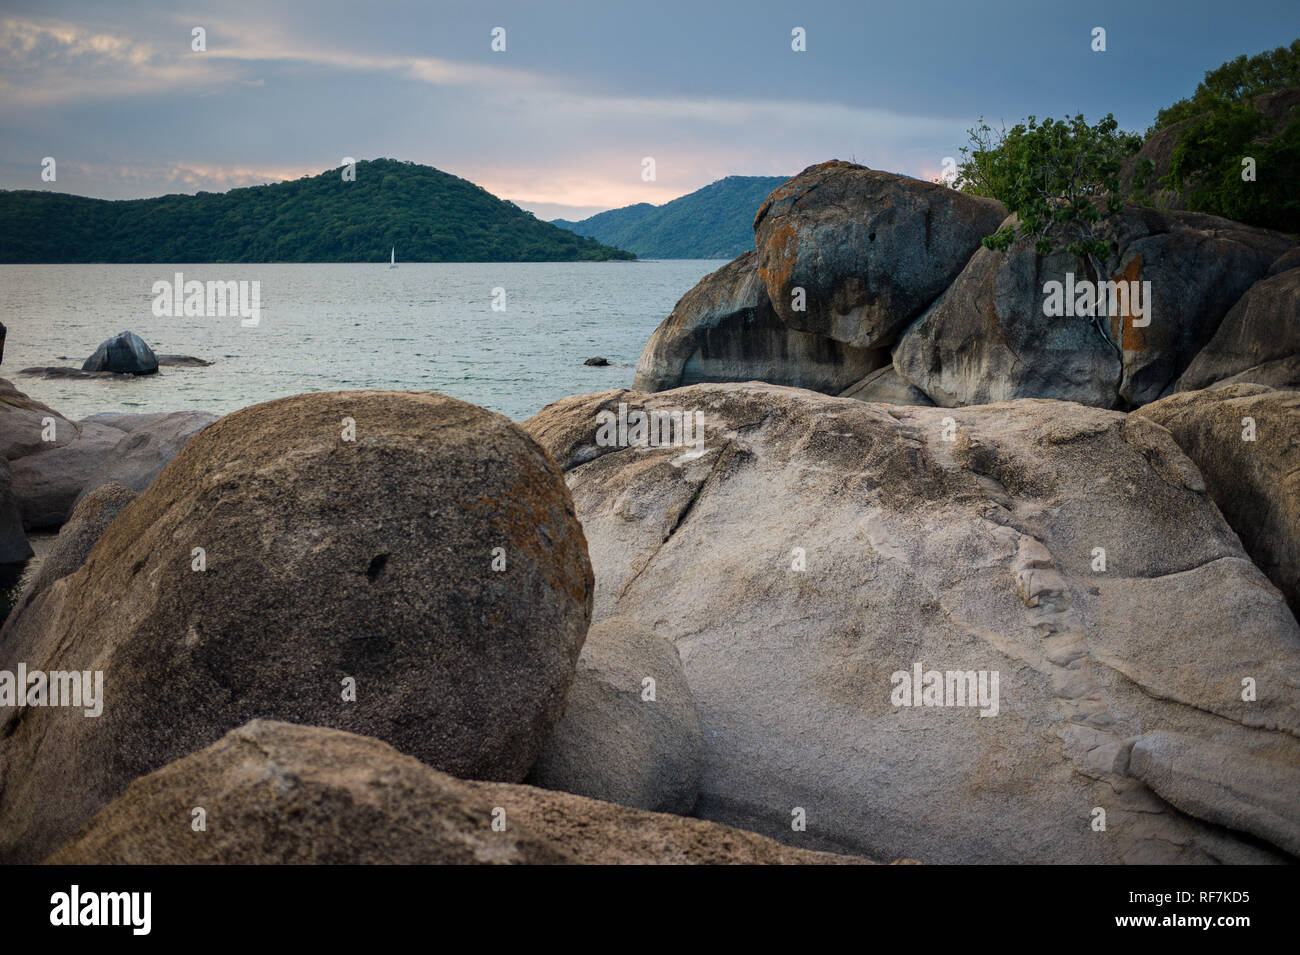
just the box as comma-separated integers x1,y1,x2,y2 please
81,330,158,375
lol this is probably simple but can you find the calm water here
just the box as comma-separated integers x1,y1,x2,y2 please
0,261,725,422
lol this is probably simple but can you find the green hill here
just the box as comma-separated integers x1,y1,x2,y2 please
553,175,790,258
0,159,634,263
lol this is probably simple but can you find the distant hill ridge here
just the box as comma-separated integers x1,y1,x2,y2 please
553,175,791,259
0,159,634,263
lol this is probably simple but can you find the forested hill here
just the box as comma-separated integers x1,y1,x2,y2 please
0,159,635,263
553,175,790,258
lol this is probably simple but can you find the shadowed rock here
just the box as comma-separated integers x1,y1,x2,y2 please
633,251,883,394
839,365,934,406
21,482,136,603
753,161,1006,349
528,616,702,813
0,459,32,564
895,205,1294,408
1174,267,1300,393
1137,384,1300,618
82,330,158,375
0,389,594,863
44,721,867,865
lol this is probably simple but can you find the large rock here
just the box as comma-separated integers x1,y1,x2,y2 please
0,458,33,564
0,377,71,461
839,365,934,406
525,383,1300,864
81,330,158,375
0,390,594,863
45,720,864,865
1137,384,1300,618
71,410,216,507
1173,268,1300,393
1207,355,1300,391
1127,731,1300,858
8,420,128,528
632,251,883,394
21,482,136,603
895,205,1295,408
528,616,702,813
753,161,1006,349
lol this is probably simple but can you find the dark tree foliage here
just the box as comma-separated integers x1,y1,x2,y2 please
1151,40,1300,133
954,114,1141,259
0,159,635,263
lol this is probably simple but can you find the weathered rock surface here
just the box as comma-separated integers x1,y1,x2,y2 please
82,330,158,375
22,482,136,602
0,377,71,461
753,161,1006,349
0,389,594,863
71,410,216,508
528,616,702,813
45,721,864,865
895,205,1295,408
839,365,934,406
1173,267,1300,393
1127,731,1300,858
1137,384,1300,617
632,251,883,394
526,383,1300,864
1208,355,1300,391
0,458,33,564
1269,245,1300,277
8,420,128,528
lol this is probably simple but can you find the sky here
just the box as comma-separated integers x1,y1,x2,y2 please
1,0,1297,220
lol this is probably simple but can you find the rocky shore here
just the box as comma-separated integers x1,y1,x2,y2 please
1,160,1297,865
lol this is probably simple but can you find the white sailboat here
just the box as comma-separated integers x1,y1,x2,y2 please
388,246,398,270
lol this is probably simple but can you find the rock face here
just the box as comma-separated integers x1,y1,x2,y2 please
633,251,883,394
0,390,594,863
1127,731,1300,858
895,205,1295,408
21,482,136,602
45,721,864,865
525,383,1300,864
1206,355,1300,391
81,330,158,375
753,161,1006,349
1137,384,1300,618
70,410,216,508
0,459,32,564
0,377,70,461
528,616,702,813
1173,267,1300,393
839,365,934,406
8,420,129,528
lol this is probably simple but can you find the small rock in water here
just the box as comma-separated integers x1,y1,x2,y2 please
156,355,212,367
583,356,610,366
82,330,158,376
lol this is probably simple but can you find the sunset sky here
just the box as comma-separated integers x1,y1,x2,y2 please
2,0,1296,220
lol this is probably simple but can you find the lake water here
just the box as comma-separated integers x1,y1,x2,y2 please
0,259,724,619
0,261,726,422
